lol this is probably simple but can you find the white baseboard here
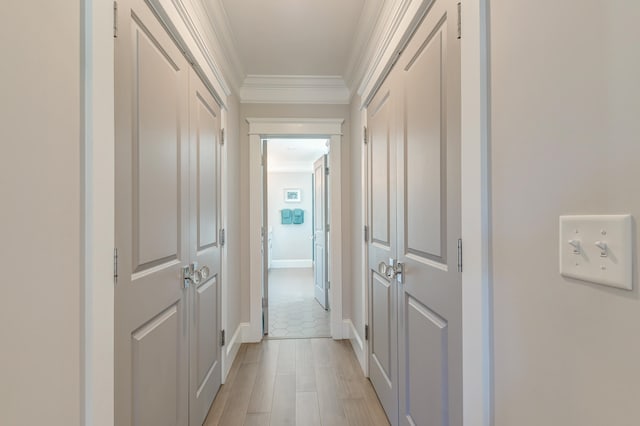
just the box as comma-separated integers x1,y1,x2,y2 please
270,259,313,269
222,322,249,382
344,319,367,375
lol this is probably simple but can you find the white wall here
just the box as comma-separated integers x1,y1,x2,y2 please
490,1,640,424
268,172,313,264
239,103,351,322
0,2,82,424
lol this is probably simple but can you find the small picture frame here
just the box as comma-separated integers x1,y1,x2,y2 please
284,188,302,203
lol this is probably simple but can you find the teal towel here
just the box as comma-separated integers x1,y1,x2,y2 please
292,209,304,225
281,209,293,224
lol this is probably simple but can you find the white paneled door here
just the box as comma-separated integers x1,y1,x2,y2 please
367,71,399,423
367,0,462,424
313,155,329,309
115,1,222,425
188,68,223,426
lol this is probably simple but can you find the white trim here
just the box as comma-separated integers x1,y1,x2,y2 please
345,319,367,374
247,118,345,342
360,107,370,378
270,259,313,269
354,0,413,101
357,1,492,425
268,164,315,173
83,0,115,425
222,322,248,382
201,0,246,91
461,1,492,426
247,118,344,136
147,0,230,106
240,75,350,104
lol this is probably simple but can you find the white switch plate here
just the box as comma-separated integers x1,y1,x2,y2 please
559,215,633,290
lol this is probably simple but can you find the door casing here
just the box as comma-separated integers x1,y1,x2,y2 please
247,118,344,342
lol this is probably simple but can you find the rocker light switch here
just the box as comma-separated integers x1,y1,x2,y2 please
559,215,633,290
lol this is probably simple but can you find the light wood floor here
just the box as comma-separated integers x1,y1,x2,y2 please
204,338,390,426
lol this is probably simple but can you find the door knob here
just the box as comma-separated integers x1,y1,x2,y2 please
378,262,389,276
200,266,210,280
182,263,203,288
378,260,404,282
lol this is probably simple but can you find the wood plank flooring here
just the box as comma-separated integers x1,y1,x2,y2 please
204,338,390,426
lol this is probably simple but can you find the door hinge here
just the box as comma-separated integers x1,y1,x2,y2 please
325,167,330,176
363,126,368,144
364,225,369,243
220,128,225,145
326,223,330,232
327,281,330,290
457,238,463,272
457,2,462,39
364,324,369,341
113,1,118,38
220,329,226,347
113,248,119,284
219,228,225,246
262,297,268,308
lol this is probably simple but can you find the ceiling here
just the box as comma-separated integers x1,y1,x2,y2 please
267,139,328,172
218,0,381,80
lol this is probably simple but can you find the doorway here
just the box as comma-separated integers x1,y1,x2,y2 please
247,118,345,342
264,139,331,338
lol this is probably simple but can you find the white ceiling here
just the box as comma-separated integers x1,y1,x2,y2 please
218,0,377,78
267,139,328,172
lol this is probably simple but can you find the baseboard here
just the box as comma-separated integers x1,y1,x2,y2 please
270,259,313,269
344,319,367,375
222,322,249,382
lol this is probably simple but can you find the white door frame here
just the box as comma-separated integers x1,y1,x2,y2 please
82,1,115,425
358,1,492,425
246,118,345,342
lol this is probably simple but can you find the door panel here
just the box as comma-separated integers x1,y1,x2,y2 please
370,96,391,246
195,278,219,387
371,272,392,381
397,1,462,425
367,77,398,424
404,296,448,426
115,0,190,424
313,155,328,309
132,304,181,426
189,69,222,426
405,29,445,260
134,23,181,268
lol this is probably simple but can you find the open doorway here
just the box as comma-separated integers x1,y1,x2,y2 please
264,138,330,338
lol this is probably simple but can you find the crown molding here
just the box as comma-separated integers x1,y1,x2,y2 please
354,0,436,107
200,0,246,90
343,0,386,90
240,75,351,104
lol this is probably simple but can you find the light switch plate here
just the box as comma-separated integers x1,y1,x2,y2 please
559,215,633,290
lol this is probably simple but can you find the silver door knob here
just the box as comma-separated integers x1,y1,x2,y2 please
378,262,389,276
200,266,210,280
378,259,404,281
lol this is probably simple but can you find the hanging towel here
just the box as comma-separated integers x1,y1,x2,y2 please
292,209,304,225
281,209,293,224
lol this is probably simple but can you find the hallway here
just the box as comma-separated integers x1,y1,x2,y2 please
204,338,389,426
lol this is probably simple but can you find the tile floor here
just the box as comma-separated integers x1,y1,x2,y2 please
267,268,330,338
